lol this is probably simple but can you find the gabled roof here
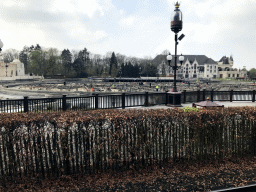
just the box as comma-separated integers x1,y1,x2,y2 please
152,55,218,66
151,54,167,65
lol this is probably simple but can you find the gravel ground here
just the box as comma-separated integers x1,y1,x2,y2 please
2,156,256,192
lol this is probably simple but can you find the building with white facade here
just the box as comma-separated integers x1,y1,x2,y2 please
217,55,247,79
153,55,218,79
0,59,25,77
0,59,41,80
153,54,247,80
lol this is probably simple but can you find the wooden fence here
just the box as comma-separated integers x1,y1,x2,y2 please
1,109,256,180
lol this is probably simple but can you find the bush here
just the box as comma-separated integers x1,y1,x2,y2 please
183,107,199,112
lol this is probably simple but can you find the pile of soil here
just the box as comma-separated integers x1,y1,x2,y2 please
2,156,256,191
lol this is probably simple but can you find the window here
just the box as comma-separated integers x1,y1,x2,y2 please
228,74,230,77
207,69,209,71
210,70,212,73
214,70,216,73
233,74,235,77
237,74,239,77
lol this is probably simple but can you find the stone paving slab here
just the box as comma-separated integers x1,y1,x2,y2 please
130,101,256,110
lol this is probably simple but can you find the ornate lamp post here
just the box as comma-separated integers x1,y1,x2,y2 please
5,63,8,77
119,66,122,78
167,2,185,106
167,53,184,92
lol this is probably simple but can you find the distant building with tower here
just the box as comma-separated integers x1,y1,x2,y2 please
0,59,25,77
0,59,41,80
153,54,247,79
217,55,247,79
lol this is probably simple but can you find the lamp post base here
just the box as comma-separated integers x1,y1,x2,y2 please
167,91,182,107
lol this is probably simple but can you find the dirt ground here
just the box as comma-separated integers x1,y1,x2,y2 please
2,156,256,192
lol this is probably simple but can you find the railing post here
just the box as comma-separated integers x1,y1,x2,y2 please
95,94,99,109
62,95,67,111
197,90,200,102
122,93,125,109
183,90,186,103
230,90,233,102
24,96,28,113
203,89,206,101
145,92,149,107
211,89,214,102
165,91,168,105
253,90,255,102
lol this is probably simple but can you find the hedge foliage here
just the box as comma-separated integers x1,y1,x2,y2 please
1,107,256,181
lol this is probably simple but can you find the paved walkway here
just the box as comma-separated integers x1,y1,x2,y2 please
130,101,256,110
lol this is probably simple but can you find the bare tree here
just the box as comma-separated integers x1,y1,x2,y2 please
161,49,170,55
116,53,126,65
2,49,19,63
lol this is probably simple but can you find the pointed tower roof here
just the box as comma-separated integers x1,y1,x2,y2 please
230,55,233,61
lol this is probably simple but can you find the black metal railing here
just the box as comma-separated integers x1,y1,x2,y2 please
0,90,255,113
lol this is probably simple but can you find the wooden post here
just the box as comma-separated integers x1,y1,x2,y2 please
203,89,206,101
253,90,255,102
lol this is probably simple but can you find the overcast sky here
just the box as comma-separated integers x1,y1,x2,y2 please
0,0,255,69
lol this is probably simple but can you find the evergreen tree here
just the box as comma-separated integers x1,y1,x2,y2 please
19,46,31,73
35,44,41,50
61,49,72,75
134,63,140,77
248,68,256,79
127,62,133,77
73,48,89,77
28,49,46,75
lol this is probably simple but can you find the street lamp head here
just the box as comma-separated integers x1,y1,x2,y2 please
171,2,183,33
179,54,184,62
179,53,184,66
167,53,173,67
167,53,172,61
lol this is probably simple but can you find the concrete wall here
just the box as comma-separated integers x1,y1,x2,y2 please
0,75,42,81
